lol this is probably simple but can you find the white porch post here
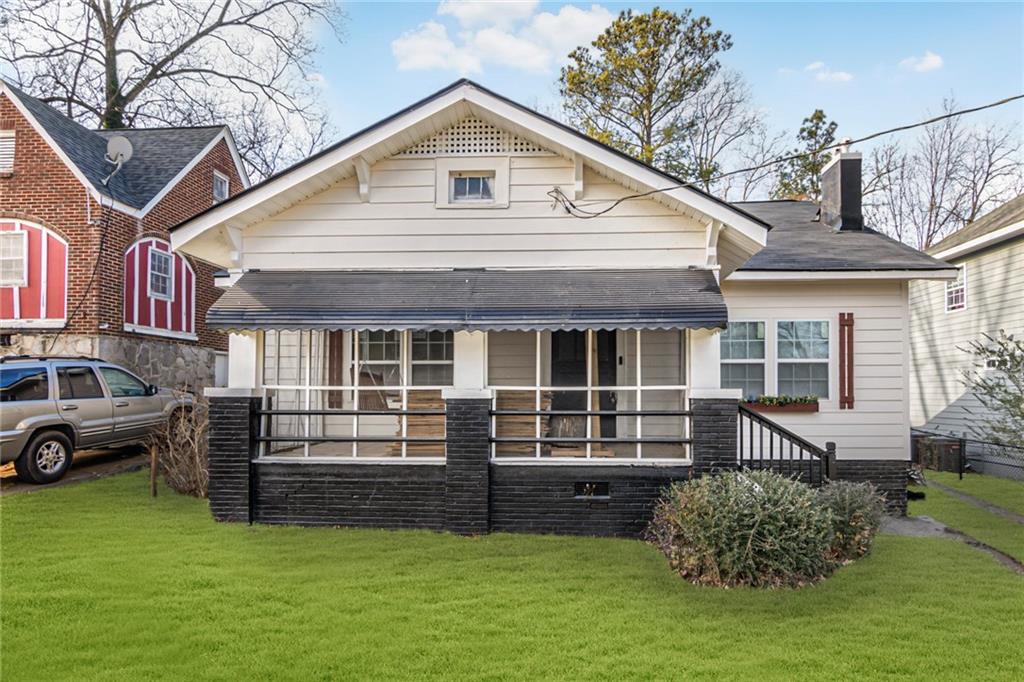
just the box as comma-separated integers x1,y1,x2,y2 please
446,330,491,398
226,330,262,389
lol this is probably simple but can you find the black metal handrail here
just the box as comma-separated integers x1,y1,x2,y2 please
738,403,832,485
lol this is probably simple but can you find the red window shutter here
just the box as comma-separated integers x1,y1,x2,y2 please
839,313,855,409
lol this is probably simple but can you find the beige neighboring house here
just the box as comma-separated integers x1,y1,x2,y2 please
909,195,1024,477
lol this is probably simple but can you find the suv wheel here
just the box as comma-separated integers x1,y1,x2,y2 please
14,431,74,484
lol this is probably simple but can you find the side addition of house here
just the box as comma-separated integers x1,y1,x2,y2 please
0,78,249,388
171,80,955,535
909,195,1024,477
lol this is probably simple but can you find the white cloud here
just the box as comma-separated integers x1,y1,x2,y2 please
802,61,852,82
438,0,539,28
391,3,614,75
900,50,943,73
391,21,482,74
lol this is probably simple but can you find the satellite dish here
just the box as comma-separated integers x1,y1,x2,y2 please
105,135,133,165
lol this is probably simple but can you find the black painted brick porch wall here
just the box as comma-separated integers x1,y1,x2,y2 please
207,396,259,522
489,464,692,537
444,398,491,534
834,459,910,515
691,398,739,475
253,462,446,528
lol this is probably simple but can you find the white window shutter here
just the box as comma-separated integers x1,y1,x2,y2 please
0,131,15,173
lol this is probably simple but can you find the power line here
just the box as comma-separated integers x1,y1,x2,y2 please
549,93,1024,218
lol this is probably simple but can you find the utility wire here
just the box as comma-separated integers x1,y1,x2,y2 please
549,93,1024,218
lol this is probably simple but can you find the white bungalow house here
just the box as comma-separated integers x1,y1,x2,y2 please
171,80,955,534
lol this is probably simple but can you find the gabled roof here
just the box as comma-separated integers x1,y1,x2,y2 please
729,200,956,278
169,79,771,262
1,79,249,216
927,194,1024,259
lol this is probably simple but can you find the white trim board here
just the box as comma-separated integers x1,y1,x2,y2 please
930,219,1024,261
727,269,960,281
123,322,198,341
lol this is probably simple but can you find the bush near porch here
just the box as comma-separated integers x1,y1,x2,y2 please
2,473,1022,681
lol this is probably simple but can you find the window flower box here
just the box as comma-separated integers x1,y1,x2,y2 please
743,396,820,414
744,401,819,414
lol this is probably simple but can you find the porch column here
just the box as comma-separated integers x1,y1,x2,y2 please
206,330,263,522
443,331,492,534
689,328,741,475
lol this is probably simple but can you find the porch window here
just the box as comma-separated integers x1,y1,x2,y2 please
487,329,689,461
148,249,173,301
261,329,451,459
776,321,830,398
720,321,765,401
0,231,27,287
945,265,966,312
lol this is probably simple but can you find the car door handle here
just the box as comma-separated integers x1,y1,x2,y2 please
62,404,78,411
114,401,130,407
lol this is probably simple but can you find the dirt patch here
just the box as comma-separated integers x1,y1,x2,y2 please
1,446,148,496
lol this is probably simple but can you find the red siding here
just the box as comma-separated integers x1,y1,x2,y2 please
0,220,68,324
124,237,195,337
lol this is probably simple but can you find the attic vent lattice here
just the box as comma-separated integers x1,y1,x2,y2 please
0,131,14,173
401,117,547,156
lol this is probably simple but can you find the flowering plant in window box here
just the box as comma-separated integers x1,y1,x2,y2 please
744,395,820,413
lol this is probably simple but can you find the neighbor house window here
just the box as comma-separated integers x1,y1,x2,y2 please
720,321,765,401
777,321,830,398
945,265,967,312
213,170,230,203
0,231,27,286
411,330,454,385
0,130,14,173
450,172,494,202
148,249,173,301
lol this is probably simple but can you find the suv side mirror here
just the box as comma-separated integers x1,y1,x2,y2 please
147,384,159,396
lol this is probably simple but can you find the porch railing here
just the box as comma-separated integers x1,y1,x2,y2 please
737,403,833,485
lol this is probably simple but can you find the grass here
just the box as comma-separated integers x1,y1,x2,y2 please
923,470,1024,516
909,485,1024,562
1,472,1022,681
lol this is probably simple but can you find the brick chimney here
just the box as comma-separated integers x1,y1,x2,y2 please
820,142,863,231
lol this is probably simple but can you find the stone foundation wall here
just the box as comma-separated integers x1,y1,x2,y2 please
2,332,222,390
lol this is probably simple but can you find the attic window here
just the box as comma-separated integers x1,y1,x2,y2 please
0,130,14,173
213,170,230,204
450,172,494,202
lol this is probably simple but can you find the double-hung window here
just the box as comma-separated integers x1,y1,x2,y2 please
0,231,27,287
148,249,173,300
777,321,830,398
720,321,765,400
411,331,454,385
945,265,967,312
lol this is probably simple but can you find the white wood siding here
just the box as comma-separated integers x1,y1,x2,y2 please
240,157,708,270
723,280,911,461
908,238,1024,433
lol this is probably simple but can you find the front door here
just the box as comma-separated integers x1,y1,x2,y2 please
551,331,616,437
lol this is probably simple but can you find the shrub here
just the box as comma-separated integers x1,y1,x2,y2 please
147,393,209,498
647,470,835,588
817,481,885,561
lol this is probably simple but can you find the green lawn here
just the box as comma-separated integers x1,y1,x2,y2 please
909,485,1024,562
924,470,1024,516
2,473,1023,681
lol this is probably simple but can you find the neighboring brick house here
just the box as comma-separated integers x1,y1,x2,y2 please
0,79,249,388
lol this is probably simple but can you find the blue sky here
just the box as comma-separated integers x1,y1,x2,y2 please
314,1,1023,148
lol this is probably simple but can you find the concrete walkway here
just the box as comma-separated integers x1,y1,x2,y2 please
883,515,1024,575
0,446,148,496
927,481,1024,525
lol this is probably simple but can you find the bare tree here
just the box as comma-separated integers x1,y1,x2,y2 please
865,99,1023,249
712,114,787,202
2,0,345,179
